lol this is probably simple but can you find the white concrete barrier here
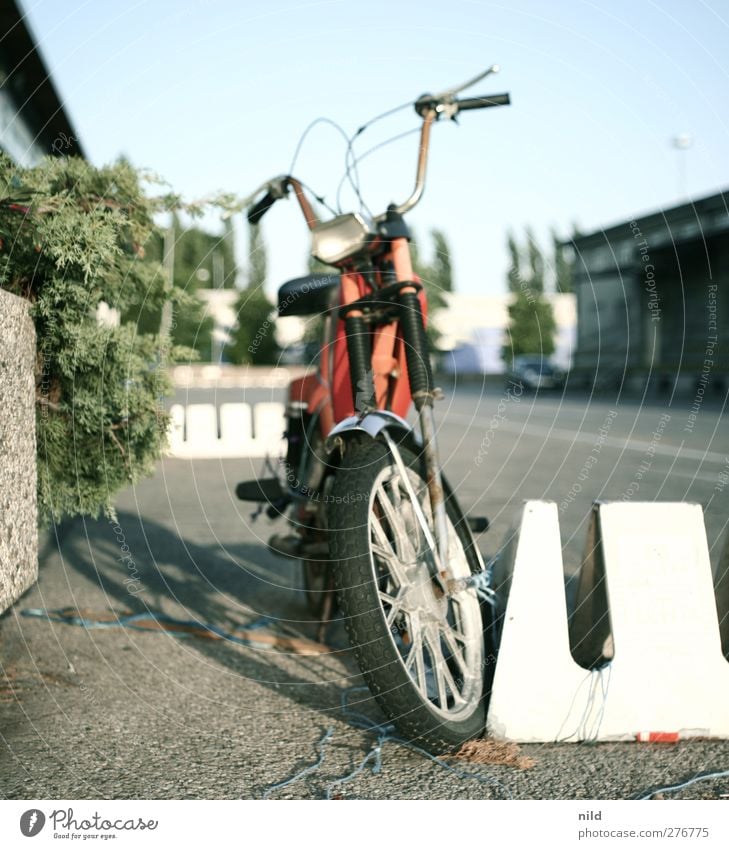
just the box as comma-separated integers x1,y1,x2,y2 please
220,403,252,447
167,403,284,458
184,404,218,451
486,500,729,742
168,403,185,448
715,530,729,660
254,402,288,448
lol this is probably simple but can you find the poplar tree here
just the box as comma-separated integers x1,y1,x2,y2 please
502,229,556,362
227,223,279,365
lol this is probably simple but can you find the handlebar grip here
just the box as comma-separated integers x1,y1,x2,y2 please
457,92,510,111
247,191,277,225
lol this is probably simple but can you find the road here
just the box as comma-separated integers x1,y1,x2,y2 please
1,385,728,800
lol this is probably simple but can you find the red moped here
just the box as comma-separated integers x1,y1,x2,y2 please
237,67,510,751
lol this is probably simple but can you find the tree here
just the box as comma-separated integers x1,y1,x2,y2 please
506,230,522,294
0,153,188,521
525,226,545,294
124,216,238,358
502,229,556,363
410,229,455,348
503,291,557,361
429,228,453,293
167,218,236,355
172,220,236,289
552,227,574,294
247,221,267,290
168,288,214,358
222,215,238,287
227,223,279,365
227,288,279,365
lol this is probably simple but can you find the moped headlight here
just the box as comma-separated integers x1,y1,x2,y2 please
311,213,373,265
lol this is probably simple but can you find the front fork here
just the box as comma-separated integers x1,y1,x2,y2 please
343,237,451,580
398,289,451,580
390,234,451,579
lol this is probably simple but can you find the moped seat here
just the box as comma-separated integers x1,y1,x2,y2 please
277,274,339,317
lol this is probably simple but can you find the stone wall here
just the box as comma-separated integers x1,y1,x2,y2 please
0,289,38,614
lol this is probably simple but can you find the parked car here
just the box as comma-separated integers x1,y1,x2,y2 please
279,341,320,365
506,355,564,391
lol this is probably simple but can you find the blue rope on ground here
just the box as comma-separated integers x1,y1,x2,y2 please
639,769,729,800
325,738,386,799
21,607,273,648
261,686,512,800
322,686,512,799
262,728,335,799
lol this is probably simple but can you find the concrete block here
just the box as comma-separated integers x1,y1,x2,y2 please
486,500,729,742
167,402,284,458
253,402,285,453
0,290,38,614
220,403,252,446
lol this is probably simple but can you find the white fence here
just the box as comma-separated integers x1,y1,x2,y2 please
167,402,286,458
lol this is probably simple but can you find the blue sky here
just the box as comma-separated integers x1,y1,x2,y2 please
20,0,729,295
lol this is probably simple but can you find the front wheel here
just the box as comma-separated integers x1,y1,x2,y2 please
328,439,486,753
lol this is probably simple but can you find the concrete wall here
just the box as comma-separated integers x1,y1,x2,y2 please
0,289,38,614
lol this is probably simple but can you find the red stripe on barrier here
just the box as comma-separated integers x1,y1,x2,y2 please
636,731,680,743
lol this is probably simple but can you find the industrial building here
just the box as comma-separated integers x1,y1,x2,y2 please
0,0,84,164
570,189,728,395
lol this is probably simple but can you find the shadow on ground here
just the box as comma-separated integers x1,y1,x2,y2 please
47,510,378,727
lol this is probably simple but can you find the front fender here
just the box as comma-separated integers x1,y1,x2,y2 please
325,410,421,456
325,410,485,573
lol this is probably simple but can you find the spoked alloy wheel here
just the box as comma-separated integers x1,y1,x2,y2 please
328,439,486,752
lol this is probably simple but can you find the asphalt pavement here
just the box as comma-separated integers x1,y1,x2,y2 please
1,384,728,800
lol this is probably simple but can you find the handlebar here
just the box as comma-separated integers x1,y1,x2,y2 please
390,86,510,217
247,191,278,224
454,92,511,111
245,175,321,230
414,91,510,117
246,66,510,227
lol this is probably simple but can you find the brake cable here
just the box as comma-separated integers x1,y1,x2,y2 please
288,116,350,174
284,116,353,217
340,99,414,216
335,126,421,212
294,178,338,218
